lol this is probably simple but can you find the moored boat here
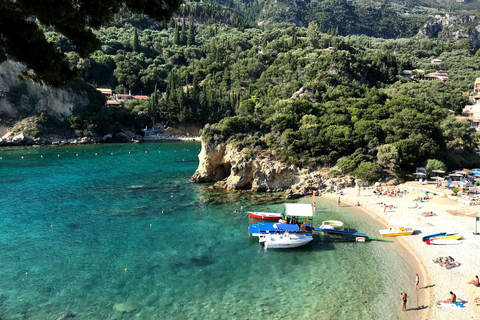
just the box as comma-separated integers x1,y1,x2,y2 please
379,227,414,237
260,232,313,249
248,211,283,220
319,220,344,230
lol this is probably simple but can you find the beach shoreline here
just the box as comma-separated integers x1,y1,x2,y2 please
318,182,480,319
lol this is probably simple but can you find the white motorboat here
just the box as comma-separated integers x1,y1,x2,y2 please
319,220,344,230
260,232,313,249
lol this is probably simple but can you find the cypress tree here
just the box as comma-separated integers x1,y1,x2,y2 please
132,28,140,52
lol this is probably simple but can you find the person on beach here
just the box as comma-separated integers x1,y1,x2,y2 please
401,291,407,311
337,197,341,206
439,291,456,303
467,275,480,286
357,186,361,197
415,274,419,290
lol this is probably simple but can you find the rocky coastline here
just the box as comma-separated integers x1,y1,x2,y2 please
190,140,401,198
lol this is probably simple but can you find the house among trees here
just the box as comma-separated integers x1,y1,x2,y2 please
459,105,480,130
97,88,113,98
430,58,443,65
96,88,149,106
474,78,480,93
420,70,449,82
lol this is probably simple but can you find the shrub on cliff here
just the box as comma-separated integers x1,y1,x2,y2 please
354,162,384,183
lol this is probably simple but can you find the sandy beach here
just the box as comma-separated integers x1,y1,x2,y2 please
320,182,480,319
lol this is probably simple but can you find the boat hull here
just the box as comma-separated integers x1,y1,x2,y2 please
319,220,344,230
431,234,462,240
261,234,313,249
422,232,447,242
426,239,462,245
379,227,414,237
248,212,283,220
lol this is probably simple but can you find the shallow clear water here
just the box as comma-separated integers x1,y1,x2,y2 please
0,142,412,319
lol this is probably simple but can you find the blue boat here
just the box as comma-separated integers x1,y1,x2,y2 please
422,232,447,242
249,222,313,237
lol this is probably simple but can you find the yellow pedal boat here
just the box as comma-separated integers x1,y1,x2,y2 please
379,227,414,237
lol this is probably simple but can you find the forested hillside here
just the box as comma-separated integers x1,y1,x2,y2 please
6,0,480,176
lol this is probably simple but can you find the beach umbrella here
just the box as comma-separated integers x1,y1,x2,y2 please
413,172,427,176
431,169,445,173
448,173,462,177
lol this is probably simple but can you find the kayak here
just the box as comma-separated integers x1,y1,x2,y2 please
422,232,446,242
433,234,462,240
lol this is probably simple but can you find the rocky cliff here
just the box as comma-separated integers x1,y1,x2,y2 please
418,14,480,49
0,60,89,140
190,140,357,197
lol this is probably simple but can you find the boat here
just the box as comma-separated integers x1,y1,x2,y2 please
319,220,344,230
248,211,283,220
379,227,414,237
260,232,313,249
426,239,462,245
422,232,447,242
249,222,312,237
430,234,462,240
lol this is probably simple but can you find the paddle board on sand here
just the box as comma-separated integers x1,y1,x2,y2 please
426,239,461,245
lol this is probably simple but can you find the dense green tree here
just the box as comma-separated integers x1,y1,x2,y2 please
0,0,182,86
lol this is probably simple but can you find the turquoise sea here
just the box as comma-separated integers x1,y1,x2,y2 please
0,142,414,319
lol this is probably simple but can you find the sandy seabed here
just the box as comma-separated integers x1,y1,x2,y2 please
320,182,480,320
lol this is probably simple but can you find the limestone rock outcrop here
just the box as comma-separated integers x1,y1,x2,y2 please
190,140,357,195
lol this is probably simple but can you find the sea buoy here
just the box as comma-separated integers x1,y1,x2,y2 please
57,154,60,157
95,153,97,156
50,224,53,227
111,152,113,155
25,272,28,275
124,268,128,272
145,151,147,153
150,224,152,227
76,154,78,156
40,155,43,158
21,156,24,159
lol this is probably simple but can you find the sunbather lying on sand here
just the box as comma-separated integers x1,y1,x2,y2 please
422,211,437,217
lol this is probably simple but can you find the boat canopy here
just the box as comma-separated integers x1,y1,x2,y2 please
284,203,313,217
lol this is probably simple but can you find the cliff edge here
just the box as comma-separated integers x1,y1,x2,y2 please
190,140,356,196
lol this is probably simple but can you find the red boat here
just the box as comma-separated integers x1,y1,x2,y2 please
248,211,283,220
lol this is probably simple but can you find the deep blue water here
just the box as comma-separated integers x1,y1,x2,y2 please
0,142,412,319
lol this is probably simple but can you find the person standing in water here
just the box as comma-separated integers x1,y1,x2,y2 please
401,291,407,311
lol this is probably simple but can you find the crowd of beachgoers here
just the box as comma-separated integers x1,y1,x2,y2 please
321,182,480,320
